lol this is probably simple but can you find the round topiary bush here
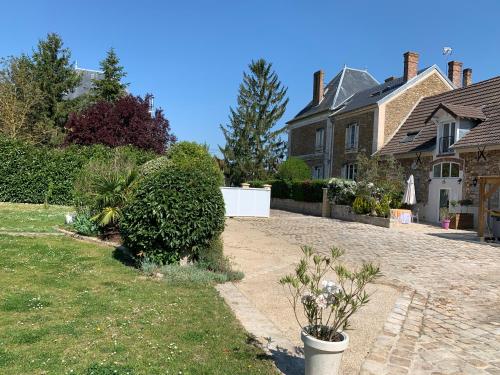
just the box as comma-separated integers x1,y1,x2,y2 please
277,157,311,181
120,163,225,264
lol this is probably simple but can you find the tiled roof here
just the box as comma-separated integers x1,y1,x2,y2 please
335,68,430,115
379,76,500,155
289,67,378,122
425,102,487,123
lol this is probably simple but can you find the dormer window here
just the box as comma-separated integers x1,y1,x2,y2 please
439,122,456,154
400,130,420,143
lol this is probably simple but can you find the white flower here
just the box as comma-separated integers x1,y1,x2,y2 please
322,280,340,295
315,294,328,309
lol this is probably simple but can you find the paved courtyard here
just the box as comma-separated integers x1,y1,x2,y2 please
224,210,500,375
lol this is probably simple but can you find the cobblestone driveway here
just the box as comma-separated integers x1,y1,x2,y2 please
242,211,500,375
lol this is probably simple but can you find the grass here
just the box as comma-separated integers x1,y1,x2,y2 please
0,203,71,233
0,204,277,374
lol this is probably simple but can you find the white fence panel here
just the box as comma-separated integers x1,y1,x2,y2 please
220,187,270,217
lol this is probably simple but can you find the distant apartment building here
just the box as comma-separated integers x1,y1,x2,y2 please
65,66,104,100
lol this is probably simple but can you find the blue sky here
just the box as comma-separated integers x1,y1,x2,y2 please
1,1,499,154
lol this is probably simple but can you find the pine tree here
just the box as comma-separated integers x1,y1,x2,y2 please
91,48,128,102
31,33,81,134
220,59,288,185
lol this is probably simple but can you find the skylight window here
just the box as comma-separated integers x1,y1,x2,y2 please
400,130,420,143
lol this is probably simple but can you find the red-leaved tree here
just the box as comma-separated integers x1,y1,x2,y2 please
64,95,176,153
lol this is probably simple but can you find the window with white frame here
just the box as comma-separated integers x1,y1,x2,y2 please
432,162,460,178
345,123,359,151
345,163,357,180
315,128,324,152
313,165,324,179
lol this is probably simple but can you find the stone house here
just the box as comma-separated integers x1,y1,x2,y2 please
378,65,500,226
287,52,455,179
286,67,378,178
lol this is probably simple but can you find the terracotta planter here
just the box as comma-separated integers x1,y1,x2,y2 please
301,329,349,375
442,219,450,230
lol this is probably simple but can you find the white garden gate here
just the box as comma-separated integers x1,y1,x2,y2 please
220,187,271,217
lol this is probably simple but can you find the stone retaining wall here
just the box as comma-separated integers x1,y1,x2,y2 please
331,204,392,228
271,198,322,217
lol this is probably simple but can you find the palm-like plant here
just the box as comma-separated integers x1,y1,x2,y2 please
90,168,138,228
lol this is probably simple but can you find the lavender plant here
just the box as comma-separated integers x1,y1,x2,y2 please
279,245,381,342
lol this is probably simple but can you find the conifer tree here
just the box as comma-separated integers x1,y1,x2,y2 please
91,48,128,102
220,59,288,185
31,33,81,135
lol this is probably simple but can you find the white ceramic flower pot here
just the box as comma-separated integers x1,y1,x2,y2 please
301,330,349,375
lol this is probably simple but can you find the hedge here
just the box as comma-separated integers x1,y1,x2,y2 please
248,179,328,202
0,137,155,205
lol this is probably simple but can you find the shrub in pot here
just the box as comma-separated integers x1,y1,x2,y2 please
280,246,380,375
120,161,225,264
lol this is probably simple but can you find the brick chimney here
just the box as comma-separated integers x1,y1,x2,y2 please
403,52,419,81
312,70,324,106
448,61,463,87
463,68,472,87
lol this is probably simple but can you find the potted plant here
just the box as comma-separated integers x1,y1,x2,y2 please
440,207,451,229
279,246,381,375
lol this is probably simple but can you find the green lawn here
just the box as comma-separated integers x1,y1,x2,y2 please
0,204,276,374
0,203,71,233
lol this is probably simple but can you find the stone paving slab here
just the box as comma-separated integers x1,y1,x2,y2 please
236,210,500,375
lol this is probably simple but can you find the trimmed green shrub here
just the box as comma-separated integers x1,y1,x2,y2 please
0,137,155,205
375,195,391,218
120,162,225,264
277,157,311,181
290,179,328,202
167,141,224,186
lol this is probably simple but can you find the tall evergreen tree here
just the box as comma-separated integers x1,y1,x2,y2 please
220,59,288,185
91,48,128,102
31,33,81,134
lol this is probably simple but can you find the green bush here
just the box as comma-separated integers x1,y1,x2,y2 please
248,179,327,202
277,157,311,181
0,137,155,205
352,196,371,215
121,162,225,264
291,179,328,202
375,195,391,218
168,142,224,186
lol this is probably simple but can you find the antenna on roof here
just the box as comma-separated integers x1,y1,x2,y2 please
442,47,453,76
442,47,453,56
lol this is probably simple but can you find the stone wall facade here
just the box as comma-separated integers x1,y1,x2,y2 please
332,110,375,177
398,156,433,204
460,150,500,206
289,119,327,156
383,72,451,142
289,118,327,173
